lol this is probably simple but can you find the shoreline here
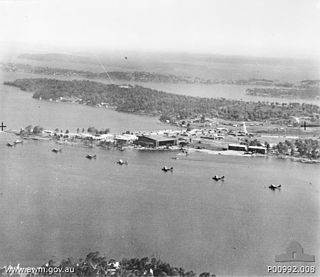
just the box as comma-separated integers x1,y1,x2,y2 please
188,148,320,163
3,129,319,165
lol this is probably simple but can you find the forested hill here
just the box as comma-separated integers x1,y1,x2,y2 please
4,78,320,122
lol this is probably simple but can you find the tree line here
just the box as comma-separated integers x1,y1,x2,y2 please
0,252,216,277
275,139,320,159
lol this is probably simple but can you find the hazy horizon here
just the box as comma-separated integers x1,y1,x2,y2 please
1,0,320,61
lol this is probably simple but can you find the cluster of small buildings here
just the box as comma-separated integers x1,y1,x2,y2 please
40,125,269,154
43,129,180,148
44,130,137,144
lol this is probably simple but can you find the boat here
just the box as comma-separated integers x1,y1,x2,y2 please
14,139,23,145
162,166,173,172
212,175,225,181
86,154,97,159
268,184,281,190
52,148,62,153
117,159,128,165
6,142,15,147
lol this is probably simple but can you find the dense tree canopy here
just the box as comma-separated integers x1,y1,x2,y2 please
275,139,320,159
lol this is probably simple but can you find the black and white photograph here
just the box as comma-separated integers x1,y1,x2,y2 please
0,0,319,276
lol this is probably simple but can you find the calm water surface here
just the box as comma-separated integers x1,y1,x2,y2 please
0,137,319,276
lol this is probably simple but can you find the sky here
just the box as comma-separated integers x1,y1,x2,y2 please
0,0,320,59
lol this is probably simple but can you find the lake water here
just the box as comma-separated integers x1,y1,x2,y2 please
136,82,320,105
0,72,319,276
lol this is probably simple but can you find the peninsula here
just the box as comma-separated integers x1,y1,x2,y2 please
4,78,320,124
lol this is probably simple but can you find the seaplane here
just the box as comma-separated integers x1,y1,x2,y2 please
212,175,225,181
268,184,282,190
117,159,128,165
161,166,173,172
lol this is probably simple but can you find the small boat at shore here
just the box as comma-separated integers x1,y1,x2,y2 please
86,154,96,159
7,140,25,147
52,148,62,153
162,166,173,172
117,159,128,165
268,184,281,190
212,175,225,181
